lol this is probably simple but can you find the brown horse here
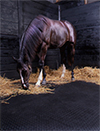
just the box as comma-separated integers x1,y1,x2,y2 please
13,15,76,90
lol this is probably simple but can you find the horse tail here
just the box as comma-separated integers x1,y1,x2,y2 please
63,21,76,67
64,21,76,46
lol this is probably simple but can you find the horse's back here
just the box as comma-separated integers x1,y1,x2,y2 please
38,15,76,45
23,15,76,49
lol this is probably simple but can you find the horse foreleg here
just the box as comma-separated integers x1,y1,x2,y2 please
36,42,47,86
36,68,46,86
42,69,46,85
36,68,43,86
60,44,66,79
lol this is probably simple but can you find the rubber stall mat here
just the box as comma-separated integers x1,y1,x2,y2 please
1,81,100,131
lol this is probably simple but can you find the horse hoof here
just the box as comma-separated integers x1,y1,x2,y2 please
71,77,75,81
42,79,46,85
22,84,29,90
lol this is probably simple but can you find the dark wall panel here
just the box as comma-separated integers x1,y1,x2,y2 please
1,1,18,35
61,1,100,67
0,36,19,78
59,0,84,11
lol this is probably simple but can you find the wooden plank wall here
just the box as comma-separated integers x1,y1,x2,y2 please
1,1,18,36
58,0,84,11
0,1,19,78
61,1,100,67
0,1,59,79
0,36,19,78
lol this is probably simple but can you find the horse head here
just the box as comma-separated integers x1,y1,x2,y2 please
13,57,32,90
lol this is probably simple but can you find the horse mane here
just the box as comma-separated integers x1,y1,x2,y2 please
19,15,48,62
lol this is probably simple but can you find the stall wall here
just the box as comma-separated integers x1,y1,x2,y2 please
61,1,100,67
1,1,100,79
1,1,19,78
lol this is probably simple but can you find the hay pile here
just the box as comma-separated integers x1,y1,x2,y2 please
44,66,100,85
0,66,100,103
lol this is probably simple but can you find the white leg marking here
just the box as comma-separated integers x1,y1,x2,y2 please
61,64,66,78
20,71,24,84
20,71,27,88
36,69,43,86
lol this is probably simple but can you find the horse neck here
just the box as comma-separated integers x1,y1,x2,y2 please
19,48,32,66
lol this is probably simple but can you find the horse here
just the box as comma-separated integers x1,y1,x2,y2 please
13,15,76,90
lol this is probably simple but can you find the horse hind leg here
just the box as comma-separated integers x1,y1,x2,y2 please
67,42,75,81
60,44,67,78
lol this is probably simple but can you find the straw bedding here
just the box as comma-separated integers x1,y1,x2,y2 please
0,66,100,103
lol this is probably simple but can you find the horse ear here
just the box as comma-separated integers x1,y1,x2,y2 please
12,56,19,63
